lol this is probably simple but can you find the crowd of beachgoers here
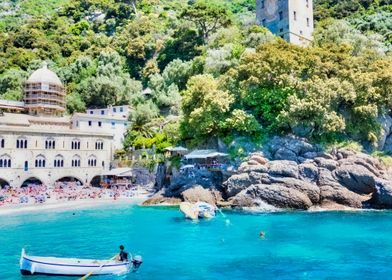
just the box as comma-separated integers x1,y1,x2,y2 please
0,182,143,207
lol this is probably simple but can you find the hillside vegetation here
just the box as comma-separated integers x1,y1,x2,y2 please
0,0,391,152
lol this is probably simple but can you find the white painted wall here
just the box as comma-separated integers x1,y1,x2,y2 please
87,105,130,118
0,129,113,187
72,116,128,151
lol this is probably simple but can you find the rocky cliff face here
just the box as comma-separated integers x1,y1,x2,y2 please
224,137,392,210
143,136,392,211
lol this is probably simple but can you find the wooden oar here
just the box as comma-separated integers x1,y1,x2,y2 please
79,254,118,280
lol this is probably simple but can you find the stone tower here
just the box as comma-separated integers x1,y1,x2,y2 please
256,0,314,46
24,62,66,116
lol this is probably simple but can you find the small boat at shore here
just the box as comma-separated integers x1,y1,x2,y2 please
20,249,142,276
180,202,216,220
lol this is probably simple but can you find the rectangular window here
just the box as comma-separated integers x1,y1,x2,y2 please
101,110,105,115
261,0,265,8
294,11,297,21
120,107,124,112
306,0,309,8
300,30,303,35
280,28,284,33
111,121,115,127
279,11,283,21
90,111,93,114
76,121,79,127
98,121,102,127
262,19,266,26
88,121,92,126
113,108,117,113
307,18,310,27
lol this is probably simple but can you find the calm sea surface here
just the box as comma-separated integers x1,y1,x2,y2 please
1,205,392,279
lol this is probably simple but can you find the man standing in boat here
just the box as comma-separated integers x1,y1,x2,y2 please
117,245,128,262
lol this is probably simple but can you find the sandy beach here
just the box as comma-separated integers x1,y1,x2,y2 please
0,194,151,216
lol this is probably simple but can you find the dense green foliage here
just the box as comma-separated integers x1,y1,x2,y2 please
0,0,391,151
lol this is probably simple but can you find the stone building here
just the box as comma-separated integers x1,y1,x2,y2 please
0,64,115,187
256,0,314,46
71,105,130,151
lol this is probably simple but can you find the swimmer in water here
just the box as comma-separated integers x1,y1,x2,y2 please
259,231,265,238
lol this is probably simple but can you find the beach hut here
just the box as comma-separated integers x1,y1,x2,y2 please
164,146,189,158
100,168,134,188
183,150,228,170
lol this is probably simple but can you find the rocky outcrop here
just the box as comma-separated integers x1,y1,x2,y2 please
144,136,392,211
319,185,369,208
334,165,376,194
181,185,222,206
224,173,252,197
142,191,182,206
373,180,392,208
232,184,312,210
222,136,392,211
268,160,299,178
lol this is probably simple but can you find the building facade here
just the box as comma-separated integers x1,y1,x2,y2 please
71,105,130,151
0,64,115,188
256,0,314,46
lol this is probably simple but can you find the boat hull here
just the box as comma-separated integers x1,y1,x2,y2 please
179,202,216,220
19,249,138,276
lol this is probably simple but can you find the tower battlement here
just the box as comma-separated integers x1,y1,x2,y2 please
256,0,314,46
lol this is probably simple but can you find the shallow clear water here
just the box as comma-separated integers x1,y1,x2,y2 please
1,205,392,280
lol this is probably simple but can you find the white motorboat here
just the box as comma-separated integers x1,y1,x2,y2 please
20,249,142,276
180,202,216,220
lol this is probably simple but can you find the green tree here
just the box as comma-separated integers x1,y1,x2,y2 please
181,0,232,42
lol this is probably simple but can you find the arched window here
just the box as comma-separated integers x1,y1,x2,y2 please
72,139,81,150
88,155,97,167
16,137,27,149
35,155,46,168
54,155,64,168
0,138,4,148
0,154,11,168
95,140,103,150
72,155,81,167
45,138,55,150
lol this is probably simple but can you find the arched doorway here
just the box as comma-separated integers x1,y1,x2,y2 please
90,176,102,188
55,176,84,187
21,177,43,188
0,178,10,188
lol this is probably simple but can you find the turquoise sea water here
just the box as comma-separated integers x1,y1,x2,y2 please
1,205,392,280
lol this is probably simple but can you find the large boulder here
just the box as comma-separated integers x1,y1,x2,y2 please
268,160,299,178
372,180,392,208
223,173,252,197
319,185,368,208
334,165,376,194
267,176,320,204
264,136,316,160
274,147,298,161
318,168,341,187
142,191,182,206
181,185,220,206
299,163,319,182
314,157,337,171
249,154,268,165
241,184,313,210
238,164,268,173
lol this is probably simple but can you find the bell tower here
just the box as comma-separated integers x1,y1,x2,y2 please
256,0,314,46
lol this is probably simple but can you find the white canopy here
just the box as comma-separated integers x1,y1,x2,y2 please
101,168,133,177
184,150,228,160
164,146,189,153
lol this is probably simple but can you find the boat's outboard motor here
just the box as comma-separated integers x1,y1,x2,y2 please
132,255,143,271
